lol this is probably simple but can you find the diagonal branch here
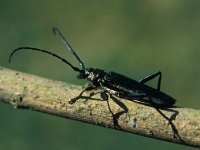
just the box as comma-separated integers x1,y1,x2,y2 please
0,67,200,148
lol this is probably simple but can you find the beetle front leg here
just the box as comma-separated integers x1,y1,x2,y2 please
139,71,162,91
69,85,97,104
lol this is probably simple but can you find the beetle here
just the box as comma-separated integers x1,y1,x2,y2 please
9,27,176,107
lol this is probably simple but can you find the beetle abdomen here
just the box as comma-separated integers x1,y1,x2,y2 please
102,72,176,107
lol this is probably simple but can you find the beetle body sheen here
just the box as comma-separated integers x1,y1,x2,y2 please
84,68,176,107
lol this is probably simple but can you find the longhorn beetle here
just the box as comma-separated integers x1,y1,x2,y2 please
9,27,176,107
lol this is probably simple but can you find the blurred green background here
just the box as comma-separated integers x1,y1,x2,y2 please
0,0,200,150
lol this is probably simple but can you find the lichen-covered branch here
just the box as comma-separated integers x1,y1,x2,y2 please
0,67,200,148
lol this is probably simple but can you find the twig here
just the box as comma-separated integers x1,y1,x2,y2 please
0,67,200,148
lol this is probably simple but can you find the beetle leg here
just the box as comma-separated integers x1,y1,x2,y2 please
100,91,109,100
100,91,129,129
69,85,97,104
109,94,129,129
110,94,128,113
139,71,161,91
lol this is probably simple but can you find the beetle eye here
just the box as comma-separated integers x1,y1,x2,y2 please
77,71,87,79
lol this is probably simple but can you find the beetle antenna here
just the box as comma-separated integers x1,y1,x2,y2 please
9,47,81,73
52,27,85,70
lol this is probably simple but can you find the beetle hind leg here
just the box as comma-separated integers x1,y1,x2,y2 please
139,71,162,91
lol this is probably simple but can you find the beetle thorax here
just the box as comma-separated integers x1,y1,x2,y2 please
86,68,106,85
88,71,96,81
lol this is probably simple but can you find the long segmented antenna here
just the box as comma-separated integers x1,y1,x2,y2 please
52,27,85,70
9,47,81,73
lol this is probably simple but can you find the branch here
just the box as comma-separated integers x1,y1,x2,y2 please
0,67,200,148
